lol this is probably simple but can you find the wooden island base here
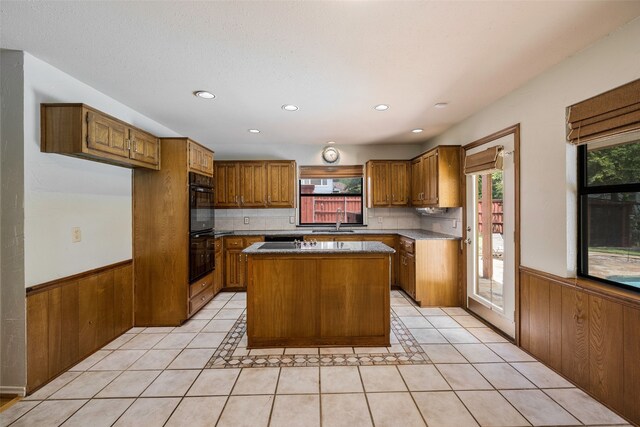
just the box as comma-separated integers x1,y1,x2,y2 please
246,253,391,348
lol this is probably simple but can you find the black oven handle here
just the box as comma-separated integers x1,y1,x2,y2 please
192,187,213,193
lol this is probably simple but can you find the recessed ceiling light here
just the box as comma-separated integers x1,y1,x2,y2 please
248,129,260,133
374,104,389,111
434,102,448,109
282,104,299,111
194,90,215,99
327,141,336,145
412,128,424,133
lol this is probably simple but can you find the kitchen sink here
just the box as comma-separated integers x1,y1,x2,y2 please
312,229,354,233
259,242,298,249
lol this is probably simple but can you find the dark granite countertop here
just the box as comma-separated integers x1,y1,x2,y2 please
214,229,460,240
243,241,395,254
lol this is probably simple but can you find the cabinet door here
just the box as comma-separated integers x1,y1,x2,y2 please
201,150,214,176
215,163,240,207
188,143,202,173
214,249,223,294
425,152,439,205
239,163,267,207
86,111,129,158
405,252,416,298
390,162,410,206
224,249,243,287
267,161,295,208
129,129,160,167
411,158,423,206
370,162,390,207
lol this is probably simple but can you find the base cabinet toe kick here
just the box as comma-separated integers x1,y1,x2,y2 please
244,242,393,348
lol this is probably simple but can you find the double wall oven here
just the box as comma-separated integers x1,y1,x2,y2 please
189,172,216,282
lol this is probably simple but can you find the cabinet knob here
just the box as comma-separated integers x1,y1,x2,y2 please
201,282,206,288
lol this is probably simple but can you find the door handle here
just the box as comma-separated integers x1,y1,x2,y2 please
464,238,472,245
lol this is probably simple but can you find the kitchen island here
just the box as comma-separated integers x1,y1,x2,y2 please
243,241,395,348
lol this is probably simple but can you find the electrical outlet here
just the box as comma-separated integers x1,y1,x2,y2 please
71,227,81,243
289,216,295,224
377,217,383,224
244,217,250,225
452,219,457,228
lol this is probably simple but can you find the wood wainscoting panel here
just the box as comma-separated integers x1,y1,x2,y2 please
623,306,640,423
548,282,563,371
527,275,550,363
561,286,590,389
26,261,133,394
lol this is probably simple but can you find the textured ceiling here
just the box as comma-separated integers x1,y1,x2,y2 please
2,1,640,148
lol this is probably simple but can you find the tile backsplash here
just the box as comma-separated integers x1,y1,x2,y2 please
419,207,463,237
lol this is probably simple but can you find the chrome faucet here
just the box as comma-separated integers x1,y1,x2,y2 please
336,207,342,231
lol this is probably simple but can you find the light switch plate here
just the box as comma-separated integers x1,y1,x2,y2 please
289,216,295,224
244,217,250,224
452,219,457,228
377,217,383,224
71,227,81,243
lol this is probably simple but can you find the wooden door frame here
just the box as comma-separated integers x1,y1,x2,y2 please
461,124,521,343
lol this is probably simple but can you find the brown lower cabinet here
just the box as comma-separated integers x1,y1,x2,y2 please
224,236,264,289
520,267,640,425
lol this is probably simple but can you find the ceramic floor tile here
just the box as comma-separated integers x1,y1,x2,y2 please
23,371,82,400
412,391,479,427
141,327,175,334
119,333,167,350
68,350,112,371
486,343,535,362
89,350,147,371
270,394,320,427
425,316,461,328
321,393,373,427
366,392,426,427
61,398,133,427
214,308,244,320
102,334,136,350
387,344,406,353
450,315,486,328
190,309,219,320
50,371,120,399
141,369,200,397
359,366,407,392
0,401,40,425
441,307,468,315
439,328,481,344
277,367,319,394
217,395,274,427
224,300,246,309
153,333,197,349
230,292,246,301
10,399,86,427
320,366,363,393
319,347,354,354
393,306,422,317
167,348,216,369
511,362,574,388
501,389,580,426
177,319,209,333
435,364,492,390
284,347,319,355
474,363,536,389
454,343,504,363
186,332,227,349
127,327,146,333
187,368,241,396
95,370,161,398
397,365,450,391
457,390,530,426
467,327,509,343
409,328,447,344
232,348,250,357
127,349,181,370
232,367,280,395
248,347,285,356
201,319,236,333
399,316,433,328
391,297,412,307
417,307,447,316
113,397,180,427
354,346,389,354
421,344,467,363
544,388,627,425
164,396,227,427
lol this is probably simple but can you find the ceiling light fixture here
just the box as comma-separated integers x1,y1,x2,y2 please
412,129,424,133
374,104,389,111
327,141,336,145
282,104,299,111
194,90,215,99
434,102,448,109
248,129,260,133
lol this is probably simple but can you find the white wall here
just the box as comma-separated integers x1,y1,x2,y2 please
423,18,640,277
22,53,179,286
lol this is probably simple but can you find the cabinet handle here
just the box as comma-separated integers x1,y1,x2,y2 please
201,282,206,288
132,138,137,152
268,195,271,204
235,195,239,206
201,296,205,302
241,195,245,205
126,139,131,150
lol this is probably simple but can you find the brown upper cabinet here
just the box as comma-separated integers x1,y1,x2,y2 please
41,103,161,170
411,146,461,208
215,160,296,208
188,140,214,176
366,161,411,207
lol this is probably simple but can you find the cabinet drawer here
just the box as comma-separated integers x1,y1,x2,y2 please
189,271,214,299
244,236,264,246
189,285,214,316
399,237,415,253
225,237,244,249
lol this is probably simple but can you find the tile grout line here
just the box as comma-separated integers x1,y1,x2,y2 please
214,366,243,427
394,364,429,426
265,367,281,426
356,365,377,427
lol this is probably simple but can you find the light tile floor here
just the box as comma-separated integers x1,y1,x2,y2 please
1,290,631,427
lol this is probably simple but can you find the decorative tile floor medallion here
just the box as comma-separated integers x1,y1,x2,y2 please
205,311,429,369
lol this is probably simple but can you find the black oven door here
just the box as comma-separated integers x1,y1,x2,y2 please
190,234,215,282
190,185,215,233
